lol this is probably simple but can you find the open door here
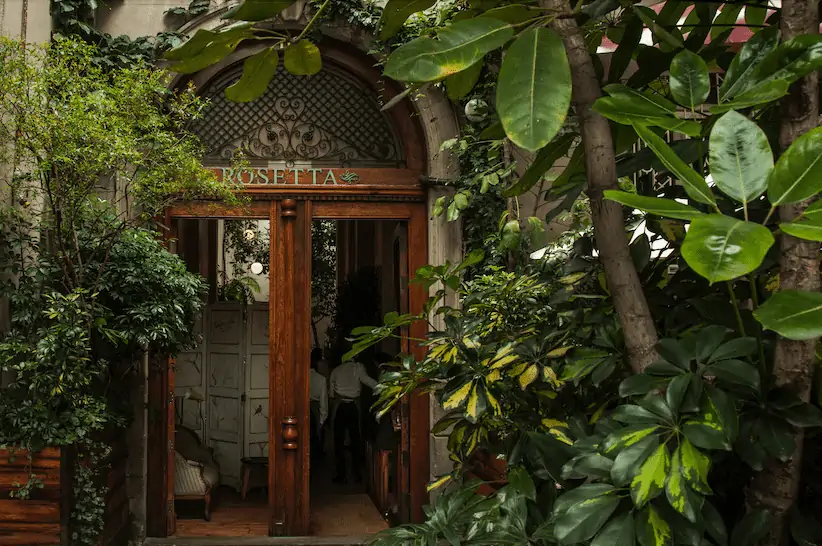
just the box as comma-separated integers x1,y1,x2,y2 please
146,354,176,537
206,302,245,490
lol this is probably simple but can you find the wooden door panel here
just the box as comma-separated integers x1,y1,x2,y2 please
207,303,244,490
245,303,270,458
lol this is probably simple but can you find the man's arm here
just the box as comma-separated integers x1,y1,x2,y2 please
357,362,377,389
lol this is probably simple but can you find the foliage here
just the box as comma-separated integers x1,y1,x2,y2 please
0,38,234,545
312,220,338,348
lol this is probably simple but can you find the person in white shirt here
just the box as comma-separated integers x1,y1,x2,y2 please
329,354,377,483
309,349,328,460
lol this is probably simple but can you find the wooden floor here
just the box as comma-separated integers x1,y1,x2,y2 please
174,484,388,538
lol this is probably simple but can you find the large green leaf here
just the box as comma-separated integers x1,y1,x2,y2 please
719,26,779,101
703,501,729,546
594,86,702,137
632,5,684,49
553,493,620,544
636,506,674,546
445,60,483,100
603,425,660,455
678,437,712,494
631,443,670,507
384,18,513,83
710,79,789,114
704,359,760,391
768,126,822,205
730,509,772,546
225,47,279,102
591,513,636,546
166,26,253,74
609,16,643,84
681,214,774,283
682,386,737,450
611,435,658,487
633,124,714,204
754,290,822,340
669,49,710,110
379,0,437,40
709,111,772,209
780,200,822,241
754,35,822,90
505,134,575,197
665,447,700,522
553,484,615,516
283,40,322,76
562,452,613,480
223,0,296,20
604,190,702,221
497,27,571,151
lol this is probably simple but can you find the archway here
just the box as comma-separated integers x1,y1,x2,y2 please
147,30,436,540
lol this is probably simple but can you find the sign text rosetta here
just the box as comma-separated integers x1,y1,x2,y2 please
211,166,361,186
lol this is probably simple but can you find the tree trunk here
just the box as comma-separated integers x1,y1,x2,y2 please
545,0,658,371
745,2,820,544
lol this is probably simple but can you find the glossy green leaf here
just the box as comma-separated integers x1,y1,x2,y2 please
225,47,279,102
730,509,772,546
682,386,736,450
709,110,772,208
755,290,822,340
604,425,660,455
166,27,251,73
756,416,796,461
283,40,322,76
665,448,700,522
223,0,296,20
379,0,437,40
704,359,760,391
678,437,712,495
779,199,822,240
709,337,758,362
562,452,613,480
553,484,615,516
754,34,822,89
710,79,790,114
632,5,683,49
719,26,779,101
497,27,571,151
611,435,658,487
385,18,513,83
501,219,521,251
484,4,535,24
553,493,620,544
681,215,774,283
591,513,636,546
669,49,709,109
594,87,702,137
631,443,670,507
445,60,482,100
666,373,691,412
619,374,666,396
703,500,729,546
633,124,714,204
505,134,575,197
441,379,473,410
611,404,664,425
164,26,250,62
609,16,643,83
507,466,537,500
604,190,702,221
768,126,822,205
636,505,674,546
712,3,743,40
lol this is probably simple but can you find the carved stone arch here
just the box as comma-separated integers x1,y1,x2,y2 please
170,5,459,180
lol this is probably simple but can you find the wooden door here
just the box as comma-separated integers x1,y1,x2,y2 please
206,302,245,490
269,199,312,536
245,303,271,458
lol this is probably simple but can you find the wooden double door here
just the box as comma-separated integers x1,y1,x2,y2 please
149,199,429,538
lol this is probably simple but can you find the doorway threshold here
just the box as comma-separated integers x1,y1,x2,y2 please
144,536,372,546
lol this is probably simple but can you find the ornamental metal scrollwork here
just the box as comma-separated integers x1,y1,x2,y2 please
190,63,404,167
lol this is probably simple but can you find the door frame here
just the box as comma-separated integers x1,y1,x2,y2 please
148,198,429,538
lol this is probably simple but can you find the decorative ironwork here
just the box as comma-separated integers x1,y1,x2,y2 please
190,63,404,167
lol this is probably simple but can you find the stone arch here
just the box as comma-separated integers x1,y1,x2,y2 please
170,4,460,181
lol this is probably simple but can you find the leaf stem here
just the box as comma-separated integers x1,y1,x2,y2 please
726,281,746,337
296,0,331,42
763,205,776,226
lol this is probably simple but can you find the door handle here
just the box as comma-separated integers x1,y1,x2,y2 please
282,416,298,450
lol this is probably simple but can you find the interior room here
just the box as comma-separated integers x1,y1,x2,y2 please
165,216,407,538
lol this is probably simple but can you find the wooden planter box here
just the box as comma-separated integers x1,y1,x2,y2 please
0,447,69,546
0,437,129,546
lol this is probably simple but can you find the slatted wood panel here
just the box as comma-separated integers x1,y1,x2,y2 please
0,448,68,545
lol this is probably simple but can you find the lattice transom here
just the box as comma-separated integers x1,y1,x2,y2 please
190,61,404,167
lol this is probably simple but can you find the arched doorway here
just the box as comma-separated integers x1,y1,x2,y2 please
146,42,431,540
